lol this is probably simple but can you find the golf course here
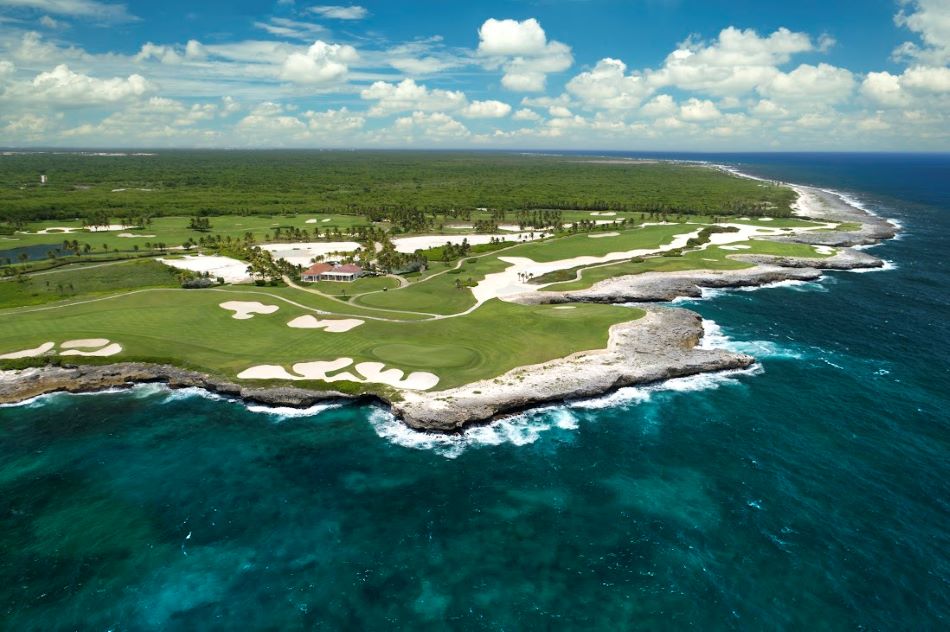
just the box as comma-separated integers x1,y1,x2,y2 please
0,151,856,398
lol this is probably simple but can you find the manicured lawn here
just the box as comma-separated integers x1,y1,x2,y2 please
506,224,691,262
353,257,510,315
0,290,640,390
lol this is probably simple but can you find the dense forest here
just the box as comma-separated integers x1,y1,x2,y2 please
0,151,795,223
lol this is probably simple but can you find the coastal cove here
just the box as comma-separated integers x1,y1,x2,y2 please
0,153,947,629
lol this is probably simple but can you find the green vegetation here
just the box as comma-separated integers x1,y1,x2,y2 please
0,259,180,308
507,224,689,263
0,151,795,223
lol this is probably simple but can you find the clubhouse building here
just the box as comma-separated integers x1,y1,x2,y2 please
302,263,364,283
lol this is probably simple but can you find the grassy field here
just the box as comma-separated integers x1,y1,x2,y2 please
505,224,692,262
0,259,180,308
353,257,510,315
0,290,639,390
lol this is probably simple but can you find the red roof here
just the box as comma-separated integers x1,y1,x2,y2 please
303,263,333,275
331,264,362,274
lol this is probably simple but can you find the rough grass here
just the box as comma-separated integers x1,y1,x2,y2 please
0,259,180,308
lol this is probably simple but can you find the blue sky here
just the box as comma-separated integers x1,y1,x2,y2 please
0,0,948,149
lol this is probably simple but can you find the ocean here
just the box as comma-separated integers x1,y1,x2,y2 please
1,153,947,629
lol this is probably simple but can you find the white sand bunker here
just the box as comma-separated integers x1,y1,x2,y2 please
220,301,279,320
0,342,55,359
719,245,752,251
61,338,110,349
759,217,774,221
237,358,439,391
160,254,252,284
814,246,835,255
590,212,617,216
287,315,364,332
588,232,620,239
61,340,123,357
553,306,576,310
85,224,134,232
117,232,156,238
35,227,81,234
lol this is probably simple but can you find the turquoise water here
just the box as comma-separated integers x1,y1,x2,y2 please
1,154,948,629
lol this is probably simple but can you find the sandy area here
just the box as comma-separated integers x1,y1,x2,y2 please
589,232,620,239
287,315,364,332
260,242,361,267
34,227,81,234
86,224,135,232
553,306,576,310
61,343,122,357
0,342,55,359
814,246,835,255
590,212,617,216
117,232,156,238
759,217,774,221
62,338,110,349
391,232,550,254
159,255,251,283
237,357,439,390
304,218,334,224
219,301,279,320
719,245,752,251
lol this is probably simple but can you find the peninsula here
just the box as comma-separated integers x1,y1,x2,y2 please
0,152,897,431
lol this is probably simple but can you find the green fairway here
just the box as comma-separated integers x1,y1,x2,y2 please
545,240,835,291
0,290,639,391
353,257,509,315
506,224,692,262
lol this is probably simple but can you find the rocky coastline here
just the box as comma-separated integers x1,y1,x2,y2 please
0,181,898,433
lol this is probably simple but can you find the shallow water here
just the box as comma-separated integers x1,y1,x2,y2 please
1,153,948,629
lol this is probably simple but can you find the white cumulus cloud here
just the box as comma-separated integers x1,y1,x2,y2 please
279,40,357,84
477,18,573,92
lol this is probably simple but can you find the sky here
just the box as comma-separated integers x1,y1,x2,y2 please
0,0,948,150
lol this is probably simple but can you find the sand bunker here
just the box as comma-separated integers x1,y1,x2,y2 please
160,255,251,284
0,342,55,359
719,245,752,251
117,232,156,238
219,301,279,320
392,232,550,254
237,358,439,390
589,232,620,239
553,306,576,310
759,217,774,221
35,227,81,234
61,338,111,349
260,242,361,267
86,224,134,232
814,246,835,255
61,343,122,357
590,212,617,216
287,315,364,332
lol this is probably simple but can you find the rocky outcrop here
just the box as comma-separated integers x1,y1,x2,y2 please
393,307,754,432
0,363,355,408
731,247,883,270
782,185,898,247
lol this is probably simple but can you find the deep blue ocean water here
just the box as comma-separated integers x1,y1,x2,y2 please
1,153,947,629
